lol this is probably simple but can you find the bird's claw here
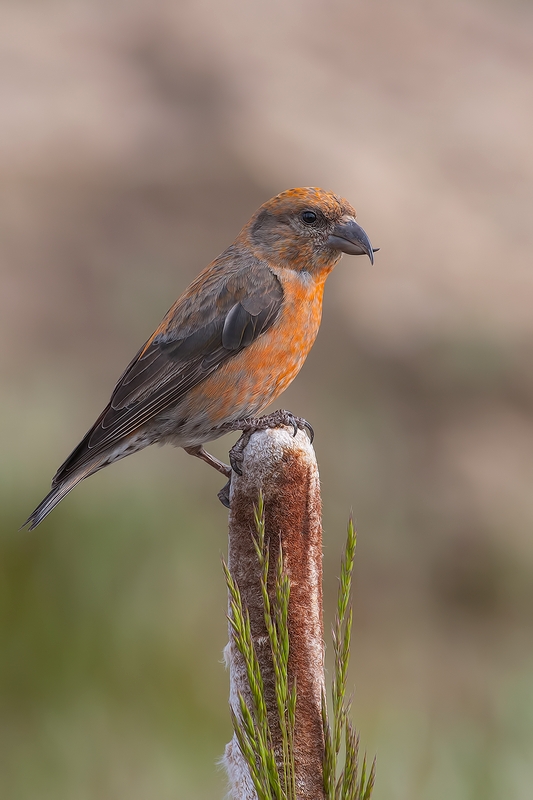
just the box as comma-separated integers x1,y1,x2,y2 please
229,436,248,476
255,409,314,443
226,409,314,441
224,409,314,484
218,479,231,508
302,419,314,443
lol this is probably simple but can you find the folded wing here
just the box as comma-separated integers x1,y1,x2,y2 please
52,258,283,485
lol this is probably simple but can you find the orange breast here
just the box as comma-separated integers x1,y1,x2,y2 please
181,270,326,426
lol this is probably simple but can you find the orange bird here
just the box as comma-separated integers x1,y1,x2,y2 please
25,187,376,529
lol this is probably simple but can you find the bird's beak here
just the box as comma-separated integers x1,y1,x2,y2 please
326,216,377,264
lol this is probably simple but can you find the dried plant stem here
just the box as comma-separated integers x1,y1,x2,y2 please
221,427,374,800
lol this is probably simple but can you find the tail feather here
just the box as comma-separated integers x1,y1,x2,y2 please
23,432,148,530
22,467,97,531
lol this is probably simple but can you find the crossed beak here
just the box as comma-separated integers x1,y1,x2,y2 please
326,216,378,264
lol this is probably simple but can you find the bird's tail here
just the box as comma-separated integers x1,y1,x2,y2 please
22,468,96,531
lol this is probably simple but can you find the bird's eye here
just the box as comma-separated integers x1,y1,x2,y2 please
301,210,318,225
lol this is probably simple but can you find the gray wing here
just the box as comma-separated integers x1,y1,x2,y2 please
53,256,283,485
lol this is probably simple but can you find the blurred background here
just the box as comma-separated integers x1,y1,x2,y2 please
1,0,533,797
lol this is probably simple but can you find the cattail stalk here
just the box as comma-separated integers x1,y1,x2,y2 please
223,426,325,800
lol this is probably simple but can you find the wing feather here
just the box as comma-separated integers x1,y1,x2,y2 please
52,256,283,485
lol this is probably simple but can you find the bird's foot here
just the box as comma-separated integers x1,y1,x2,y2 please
226,410,314,476
184,444,233,508
218,479,231,509
191,411,313,507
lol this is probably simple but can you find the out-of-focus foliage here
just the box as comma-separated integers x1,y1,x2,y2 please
1,0,533,797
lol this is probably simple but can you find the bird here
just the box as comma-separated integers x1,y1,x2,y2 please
24,187,376,529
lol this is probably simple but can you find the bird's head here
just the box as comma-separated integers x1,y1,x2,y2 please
243,187,376,276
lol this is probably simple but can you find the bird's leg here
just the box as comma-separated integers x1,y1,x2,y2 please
183,445,233,510
186,412,314,510
223,409,314,477
184,445,232,477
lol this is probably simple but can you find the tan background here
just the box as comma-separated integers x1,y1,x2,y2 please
1,1,533,797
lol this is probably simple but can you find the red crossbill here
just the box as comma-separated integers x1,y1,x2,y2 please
25,187,376,529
